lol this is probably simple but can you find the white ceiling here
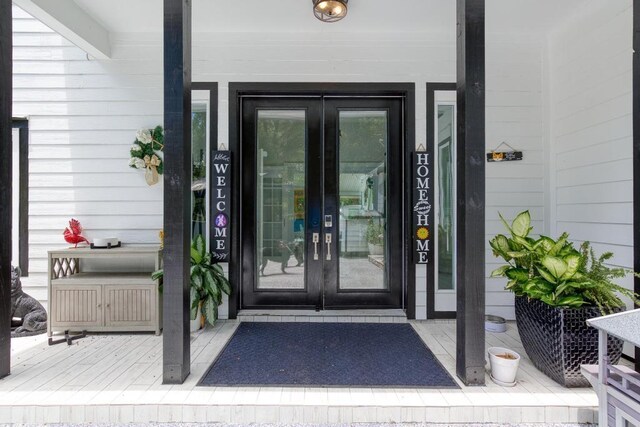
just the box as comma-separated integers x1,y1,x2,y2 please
72,0,585,34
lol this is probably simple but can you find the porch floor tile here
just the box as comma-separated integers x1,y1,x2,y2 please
0,320,604,424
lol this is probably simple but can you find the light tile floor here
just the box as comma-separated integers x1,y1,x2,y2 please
0,320,604,424
258,257,384,290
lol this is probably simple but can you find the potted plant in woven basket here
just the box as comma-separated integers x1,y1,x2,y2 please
365,219,384,255
490,210,640,387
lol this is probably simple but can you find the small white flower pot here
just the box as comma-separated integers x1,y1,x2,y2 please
368,243,383,255
488,346,520,386
190,304,202,333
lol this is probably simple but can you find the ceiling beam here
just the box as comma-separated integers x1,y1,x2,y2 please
13,0,111,59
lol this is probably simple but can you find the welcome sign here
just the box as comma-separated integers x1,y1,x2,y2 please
211,151,231,261
413,152,433,265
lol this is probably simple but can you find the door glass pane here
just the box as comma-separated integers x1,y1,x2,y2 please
256,110,306,289
437,105,455,291
11,128,19,266
191,105,207,242
338,111,387,290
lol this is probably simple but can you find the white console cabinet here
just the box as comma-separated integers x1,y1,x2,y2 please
47,246,162,336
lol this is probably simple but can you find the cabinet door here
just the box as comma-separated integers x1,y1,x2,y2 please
104,285,157,328
51,285,103,328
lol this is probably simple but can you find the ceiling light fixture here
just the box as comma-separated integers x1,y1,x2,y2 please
312,0,348,23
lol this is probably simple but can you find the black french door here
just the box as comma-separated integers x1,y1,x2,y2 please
240,96,403,309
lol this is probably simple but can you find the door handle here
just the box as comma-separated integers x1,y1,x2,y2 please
325,233,332,261
312,232,320,260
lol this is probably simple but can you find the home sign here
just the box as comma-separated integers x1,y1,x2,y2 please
413,152,434,265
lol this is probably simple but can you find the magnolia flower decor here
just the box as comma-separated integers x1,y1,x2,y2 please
129,126,164,186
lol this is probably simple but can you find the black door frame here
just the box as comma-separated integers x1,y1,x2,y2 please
11,118,29,277
426,83,457,319
191,82,219,253
240,97,324,308
228,83,415,318
323,98,403,308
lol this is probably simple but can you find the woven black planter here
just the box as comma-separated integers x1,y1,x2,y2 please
514,296,623,387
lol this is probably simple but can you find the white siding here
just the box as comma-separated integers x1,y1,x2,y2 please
485,40,546,319
13,5,163,305
548,0,634,299
13,5,548,319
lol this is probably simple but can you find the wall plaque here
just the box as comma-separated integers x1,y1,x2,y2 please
211,151,231,261
486,151,523,162
487,141,523,162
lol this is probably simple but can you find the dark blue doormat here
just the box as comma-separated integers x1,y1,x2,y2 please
199,322,459,388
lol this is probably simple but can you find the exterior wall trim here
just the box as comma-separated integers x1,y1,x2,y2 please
426,82,457,320
11,118,28,277
192,82,219,256
633,0,640,372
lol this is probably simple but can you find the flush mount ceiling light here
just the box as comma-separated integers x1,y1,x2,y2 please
312,0,348,23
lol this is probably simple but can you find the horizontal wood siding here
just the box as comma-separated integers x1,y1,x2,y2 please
549,1,634,301
13,5,547,319
12,5,163,306
484,40,545,319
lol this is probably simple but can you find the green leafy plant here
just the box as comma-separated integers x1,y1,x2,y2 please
365,219,384,246
192,159,206,181
490,210,639,314
152,234,231,326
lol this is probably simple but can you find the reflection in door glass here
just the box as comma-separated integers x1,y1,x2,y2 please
338,111,387,290
437,105,455,291
191,106,207,242
256,110,306,289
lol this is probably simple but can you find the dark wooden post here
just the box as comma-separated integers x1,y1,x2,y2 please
162,0,192,384
633,0,640,373
456,0,486,386
0,0,12,379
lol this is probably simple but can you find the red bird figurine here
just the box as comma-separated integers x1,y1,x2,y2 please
63,218,89,248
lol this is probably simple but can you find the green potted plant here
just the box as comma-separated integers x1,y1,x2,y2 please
365,219,384,255
490,210,639,387
152,234,231,331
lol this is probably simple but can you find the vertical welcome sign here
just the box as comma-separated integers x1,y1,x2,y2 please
211,151,231,261
413,152,433,265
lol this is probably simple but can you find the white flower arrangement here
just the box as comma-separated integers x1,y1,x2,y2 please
134,158,146,169
129,126,164,185
136,129,153,145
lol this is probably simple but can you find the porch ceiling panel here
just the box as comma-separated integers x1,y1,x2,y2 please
72,0,583,35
